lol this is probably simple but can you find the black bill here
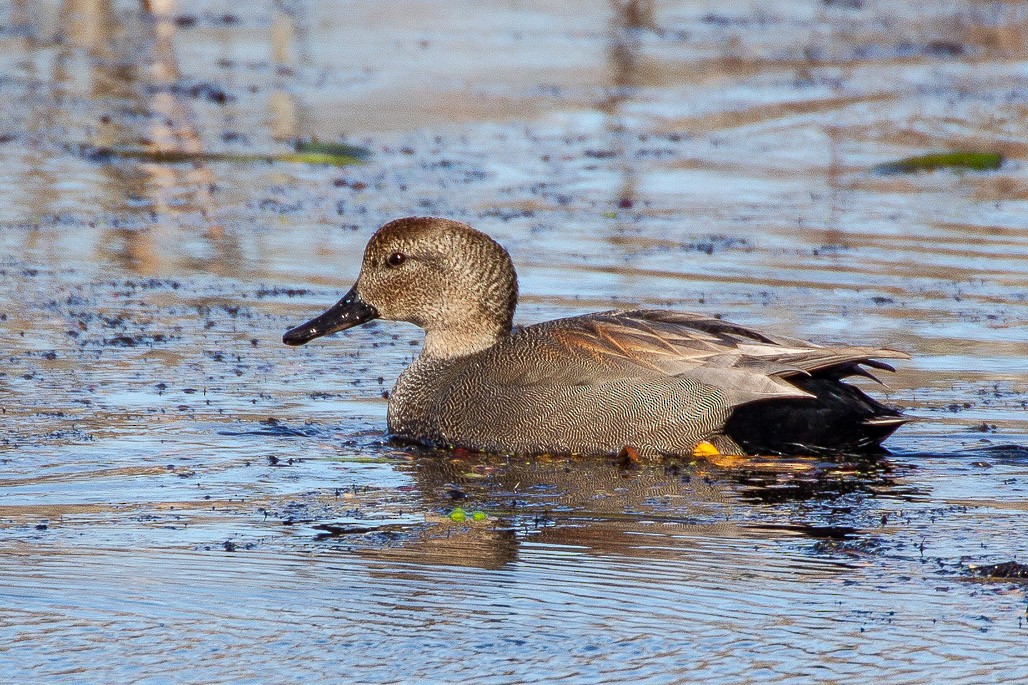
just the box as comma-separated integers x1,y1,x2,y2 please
282,286,379,346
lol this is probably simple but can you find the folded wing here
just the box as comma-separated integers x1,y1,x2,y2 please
499,310,908,408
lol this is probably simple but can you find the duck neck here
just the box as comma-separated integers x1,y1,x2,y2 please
419,266,518,360
422,320,509,360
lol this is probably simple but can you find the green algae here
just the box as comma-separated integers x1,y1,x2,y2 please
874,151,1003,174
79,140,370,167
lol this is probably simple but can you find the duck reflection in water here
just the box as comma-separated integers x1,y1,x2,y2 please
315,448,915,572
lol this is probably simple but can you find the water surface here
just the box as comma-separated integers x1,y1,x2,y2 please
1,1,1027,683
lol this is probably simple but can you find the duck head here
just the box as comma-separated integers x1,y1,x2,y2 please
282,217,518,359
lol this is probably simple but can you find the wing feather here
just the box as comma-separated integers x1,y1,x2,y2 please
489,309,908,406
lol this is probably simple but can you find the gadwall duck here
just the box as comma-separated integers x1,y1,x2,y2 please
283,217,908,457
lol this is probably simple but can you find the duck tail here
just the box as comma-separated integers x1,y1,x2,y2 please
722,373,908,457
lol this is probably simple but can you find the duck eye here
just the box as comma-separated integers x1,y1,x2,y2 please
386,252,406,267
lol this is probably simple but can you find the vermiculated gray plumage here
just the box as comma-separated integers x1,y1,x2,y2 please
284,217,910,457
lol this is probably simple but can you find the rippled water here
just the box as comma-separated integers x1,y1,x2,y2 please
2,0,1027,682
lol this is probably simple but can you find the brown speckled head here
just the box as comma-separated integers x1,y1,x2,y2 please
284,217,518,359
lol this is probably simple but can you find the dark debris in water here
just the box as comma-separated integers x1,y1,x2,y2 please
254,286,311,298
752,522,858,540
218,419,324,438
103,333,174,348
263,453,304,468
812,536,886,558
144,80,234,105
311,522,416,541
967,561,1028,581
733,458,919,505
171,13,241,29
313,523,380,536
684,235,749,255
973,444,1028,458
197,540,255,552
